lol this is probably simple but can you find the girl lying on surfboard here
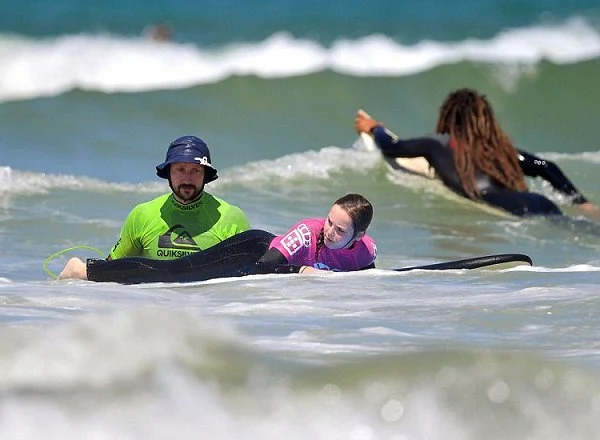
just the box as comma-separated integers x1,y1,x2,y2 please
355,88,599,219
254,193,377,274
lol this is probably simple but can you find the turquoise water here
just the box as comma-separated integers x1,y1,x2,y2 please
1,1,600,438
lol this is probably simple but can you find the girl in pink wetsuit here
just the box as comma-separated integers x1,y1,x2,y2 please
257,194,377,274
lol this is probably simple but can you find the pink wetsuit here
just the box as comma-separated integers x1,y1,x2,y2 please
269,218,377,271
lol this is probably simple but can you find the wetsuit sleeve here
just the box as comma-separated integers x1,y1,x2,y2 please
257,247,289,265
517,149,589,204
252,248,303,274
371,126,443,158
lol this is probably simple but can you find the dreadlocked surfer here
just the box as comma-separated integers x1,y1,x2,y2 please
355,88,599,218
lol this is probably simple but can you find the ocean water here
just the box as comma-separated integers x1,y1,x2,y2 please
1,1,600,438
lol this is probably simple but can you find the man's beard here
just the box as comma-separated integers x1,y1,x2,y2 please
172,183,204,203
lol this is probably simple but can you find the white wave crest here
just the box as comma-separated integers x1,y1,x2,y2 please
0,166,166,196
218,144,380,185
0,18,598,102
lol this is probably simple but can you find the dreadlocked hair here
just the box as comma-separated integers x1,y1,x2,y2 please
435,88,528,199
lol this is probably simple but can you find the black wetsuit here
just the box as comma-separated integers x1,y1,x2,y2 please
86,229,303,284
372,127,589,217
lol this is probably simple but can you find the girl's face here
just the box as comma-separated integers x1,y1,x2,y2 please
323,204,362,250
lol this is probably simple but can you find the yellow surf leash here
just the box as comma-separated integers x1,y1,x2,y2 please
43,245,106,280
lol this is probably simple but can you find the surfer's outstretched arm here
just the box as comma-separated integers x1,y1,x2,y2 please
354,110,445,159
518,149,599,218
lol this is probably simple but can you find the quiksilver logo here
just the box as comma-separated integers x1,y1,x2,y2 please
172,198,203,211
158,224,199,253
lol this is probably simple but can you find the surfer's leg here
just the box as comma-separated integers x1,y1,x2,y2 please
58,257,88,280
482,191,563,217
87,230,276,284
86,257,168,284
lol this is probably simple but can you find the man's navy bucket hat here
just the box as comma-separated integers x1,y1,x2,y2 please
156,135,218,183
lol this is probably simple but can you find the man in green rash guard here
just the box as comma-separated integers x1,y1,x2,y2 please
58,135,250,280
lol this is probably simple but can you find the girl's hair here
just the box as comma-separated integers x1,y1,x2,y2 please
436,88,528,199
334,193,373,234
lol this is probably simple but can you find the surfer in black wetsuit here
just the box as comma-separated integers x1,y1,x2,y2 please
355,88,599,218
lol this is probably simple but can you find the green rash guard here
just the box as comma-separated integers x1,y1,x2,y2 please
108,192,250,260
